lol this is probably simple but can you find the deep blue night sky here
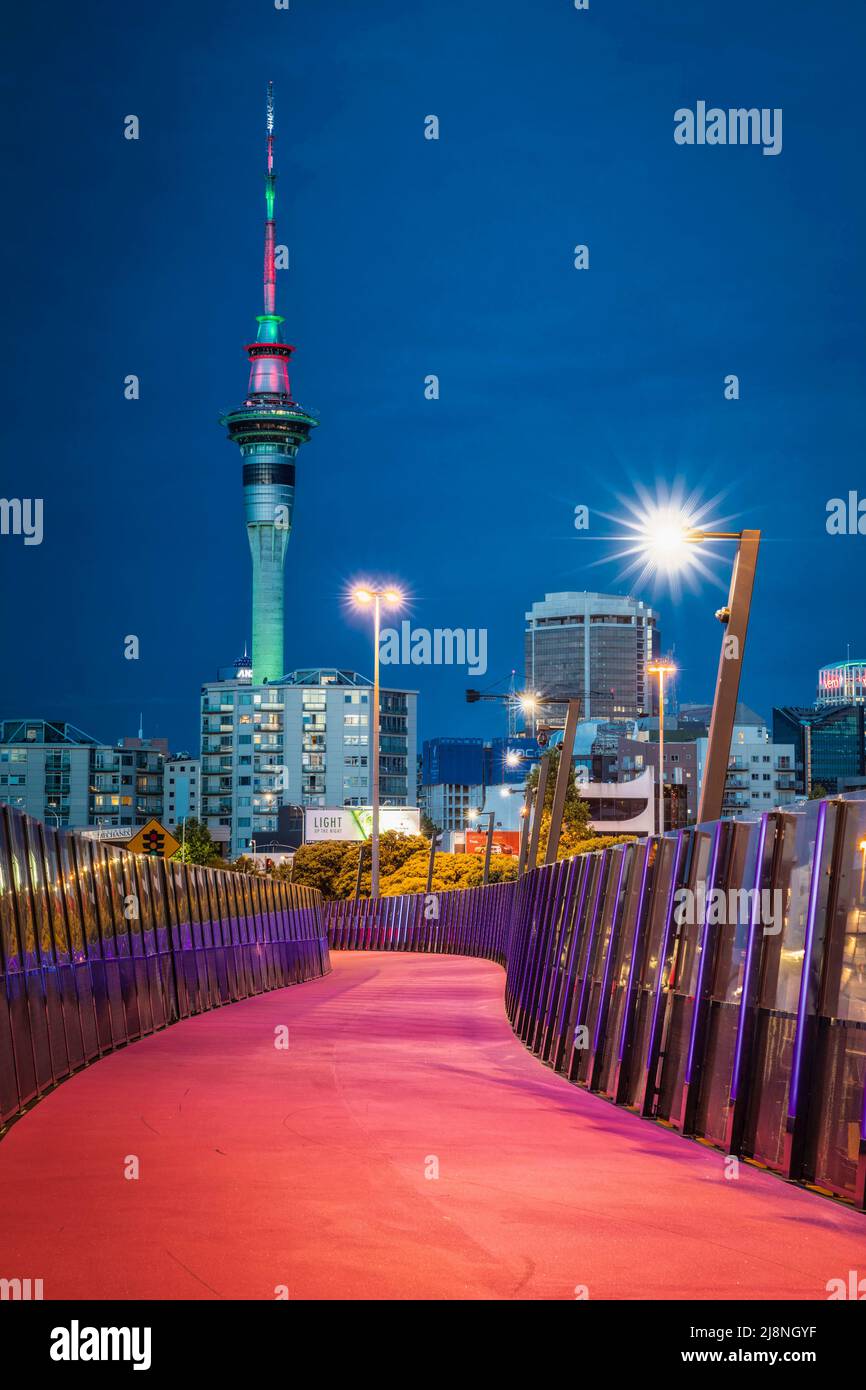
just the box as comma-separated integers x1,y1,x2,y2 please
2,0,865,753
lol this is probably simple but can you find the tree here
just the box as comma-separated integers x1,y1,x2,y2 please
171,818,220,866
333,831,430,899
809,783,829,800
290,841,354,897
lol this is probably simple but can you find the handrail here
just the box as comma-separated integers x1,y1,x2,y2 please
0,806,330,1131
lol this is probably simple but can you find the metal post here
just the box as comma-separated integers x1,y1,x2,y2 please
657,673,666,835
371,594,381,897
697,530,761,823
517,782,533,878
482,811,494,886
545,700,580,864
354,841,365,900
527,752,551,873
425,832,437,895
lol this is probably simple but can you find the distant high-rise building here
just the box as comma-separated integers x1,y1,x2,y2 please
773,704,866,795
524,591,660,721
816,660,866,707
200,668,417,859
220,85,318,685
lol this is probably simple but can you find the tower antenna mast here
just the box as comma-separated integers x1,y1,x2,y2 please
264,80,277,316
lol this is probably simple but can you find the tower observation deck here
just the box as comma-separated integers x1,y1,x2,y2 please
221,83,317,684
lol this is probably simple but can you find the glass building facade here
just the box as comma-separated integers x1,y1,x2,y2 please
772,704,866,795
525,592,660,721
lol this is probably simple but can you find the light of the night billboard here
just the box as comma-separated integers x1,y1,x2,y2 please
304,806,421,842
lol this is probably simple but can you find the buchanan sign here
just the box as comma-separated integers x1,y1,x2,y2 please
304,806,421,843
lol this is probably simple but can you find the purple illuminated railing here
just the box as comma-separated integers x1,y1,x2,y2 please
324,793,866,1210
0,806,330,1131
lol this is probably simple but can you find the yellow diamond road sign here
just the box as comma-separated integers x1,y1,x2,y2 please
127,819,181,859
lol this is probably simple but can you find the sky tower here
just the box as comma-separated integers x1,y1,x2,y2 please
221,83,317,684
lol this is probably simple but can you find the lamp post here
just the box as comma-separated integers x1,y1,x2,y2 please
545,698,581,864
517,784,533,878
352,584,403,897
647,662,676,834
467,807,496,885
519,693,539,741
634,516,761,824
693,530,761,822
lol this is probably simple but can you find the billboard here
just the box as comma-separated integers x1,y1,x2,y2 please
304,806,421,843
464,830,521,856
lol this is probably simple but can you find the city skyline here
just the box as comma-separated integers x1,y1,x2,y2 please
2,0,865,756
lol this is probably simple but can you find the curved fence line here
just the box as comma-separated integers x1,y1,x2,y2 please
0,807,330,1131
326,797,866,1210
326,883,511,959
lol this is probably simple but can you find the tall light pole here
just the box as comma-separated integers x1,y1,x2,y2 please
633,515,761,825
353,584,403,897
647,662,676,834
694,530,761,822
467,807,496,885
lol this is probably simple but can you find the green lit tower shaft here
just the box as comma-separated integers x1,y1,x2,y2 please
222,84,317,683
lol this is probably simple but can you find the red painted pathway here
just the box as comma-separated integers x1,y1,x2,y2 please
1,953,862,1300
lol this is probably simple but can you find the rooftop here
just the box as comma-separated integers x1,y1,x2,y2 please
0,719,103,747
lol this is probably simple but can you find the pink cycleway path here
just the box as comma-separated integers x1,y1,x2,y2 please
0,952,862,1300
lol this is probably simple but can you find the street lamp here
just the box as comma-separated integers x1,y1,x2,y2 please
467,806,496,885
647,661,677,834
519,693,539,740
635,514,760,824
352,583,404,897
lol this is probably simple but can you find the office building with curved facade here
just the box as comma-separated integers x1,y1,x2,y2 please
524,591,660,721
